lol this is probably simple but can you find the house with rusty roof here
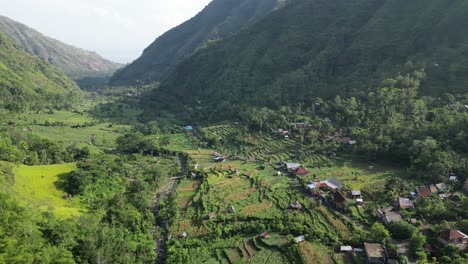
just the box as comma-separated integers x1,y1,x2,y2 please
416,187,433,197
438,229,468,249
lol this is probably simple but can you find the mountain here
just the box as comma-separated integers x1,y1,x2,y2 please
143,0,468,121
0,33,80,111
0,15,122,81
109,0,287,85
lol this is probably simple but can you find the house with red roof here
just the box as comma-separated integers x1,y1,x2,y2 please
295,167,310,176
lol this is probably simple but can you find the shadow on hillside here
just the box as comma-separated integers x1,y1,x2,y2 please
54,172,71,195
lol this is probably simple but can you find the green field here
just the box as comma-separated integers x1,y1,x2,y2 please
7,163,86,218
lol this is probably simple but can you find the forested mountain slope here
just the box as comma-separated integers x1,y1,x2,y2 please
144,0,468,120
109,0,287,85
0,15,122,80
0,33,80,111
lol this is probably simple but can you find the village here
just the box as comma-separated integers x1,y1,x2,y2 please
171,120,468,264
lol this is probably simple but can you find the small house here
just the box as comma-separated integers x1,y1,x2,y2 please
290,201,303,210
356,198,363,204
398,197,414,210
260,231,270,239
382,211,403,225
449,175,458,182
295,167,310,176
283,162,301,172
429,184,438,194
214,156,226,162
375,207,402,225
307,182,317,190
323,178,343,190
184,126,194,132
436,183,448,193
340,246,353,253
438,229,468,249
439,193,448,200
180,232,187,239
294,235,306,243
296,122,306,129
351,190,361,198
364,243,386,264
416,187,432,197
333,191,347,207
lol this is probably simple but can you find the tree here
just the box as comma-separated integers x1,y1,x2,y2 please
370,222,390,244
388,221,416,240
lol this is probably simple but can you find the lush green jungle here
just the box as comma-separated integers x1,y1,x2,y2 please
1,0,468,264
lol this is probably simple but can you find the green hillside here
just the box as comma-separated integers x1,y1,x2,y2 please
144,0,468,121
109,0,287,85
0,15,122,80
0,33,81,111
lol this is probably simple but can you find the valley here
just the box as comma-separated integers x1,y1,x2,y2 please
1,0,468,263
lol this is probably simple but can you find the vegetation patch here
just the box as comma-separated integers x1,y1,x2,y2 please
8,163,85,218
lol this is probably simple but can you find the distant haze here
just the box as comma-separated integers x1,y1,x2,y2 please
0,0,212,63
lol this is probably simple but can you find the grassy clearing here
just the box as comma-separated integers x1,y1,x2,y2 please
7,163,86,218
304,159,410,196
298,242,334,264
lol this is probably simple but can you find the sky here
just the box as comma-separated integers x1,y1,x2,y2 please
0,0,212,63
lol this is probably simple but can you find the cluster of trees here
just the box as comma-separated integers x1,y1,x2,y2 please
0,131,90,165
0,153,180,263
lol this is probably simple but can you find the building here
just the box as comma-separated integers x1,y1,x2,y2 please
333,191,347,207
436,183,448,193
382,211,403,225
260,231,270,239
282,162,301,172
296,167,310,176
429,184,438,194
351,190,361,198
322,178,343,190
294,235,306,243
375,207,402,225
398,197,414,210
438,229,468,249
364,243,386,264
290,201,303,210
340,246,353,253
416,187,432,197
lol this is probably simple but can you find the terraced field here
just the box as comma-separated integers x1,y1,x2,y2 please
202,125,334,166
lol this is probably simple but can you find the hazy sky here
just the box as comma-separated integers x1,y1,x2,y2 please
0,0,212,63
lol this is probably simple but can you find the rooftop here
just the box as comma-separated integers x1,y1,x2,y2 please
323,178,343,189
439,229,468,241
294,235,306,243
398,197,414,209
417,187,432,197
384,211,403,223
364,243,385,259
296,167,310,176
284,162,301,169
